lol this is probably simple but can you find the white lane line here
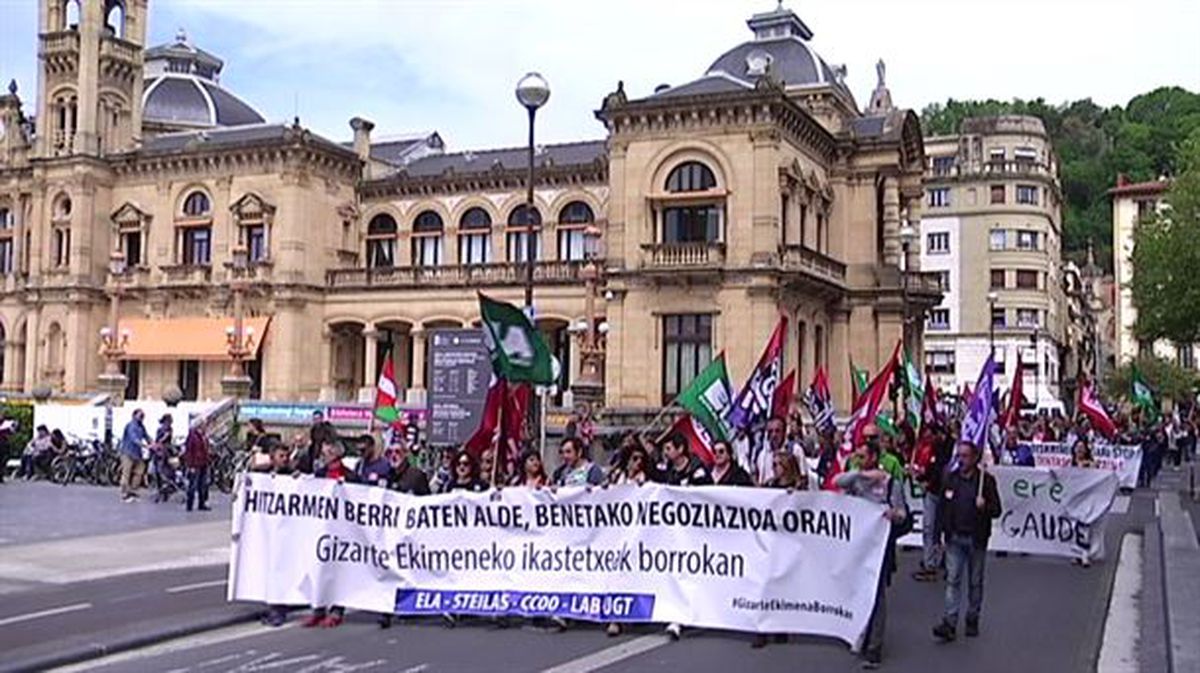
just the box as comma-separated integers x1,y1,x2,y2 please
50,621,291,672
1098,534,1142,673
540,634,672,673
0,602,92,627
165,579,228,594
1111,495,1130,514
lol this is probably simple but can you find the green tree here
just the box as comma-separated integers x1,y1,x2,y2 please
1106,356,1197,405
1130,135,1200,344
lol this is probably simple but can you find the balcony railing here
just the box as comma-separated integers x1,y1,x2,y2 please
906,271,945,294
159,264,212,286
779,245,847,284
924,159,1054,180
327,261,585,289
39,30,79,58
640,242,725,269
99,36,141,65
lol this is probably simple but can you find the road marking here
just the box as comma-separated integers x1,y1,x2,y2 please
0,602,92,627
166,579,228,594
1098,533,1141,673
50,622,289,672
540,634,672,673
1111,495,1130,514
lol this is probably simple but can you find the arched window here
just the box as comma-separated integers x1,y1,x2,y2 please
366,214,397,268
182,191,211,217
0,207,11,230
104,0,125,38
665,161,717,192
557,200,595,261
411,210,444,267
64,0,81,30
46,322,65,372
507,205,542,263
661,162,722,244
459,207,492,265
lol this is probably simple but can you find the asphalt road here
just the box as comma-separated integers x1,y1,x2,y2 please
61,492,1150,673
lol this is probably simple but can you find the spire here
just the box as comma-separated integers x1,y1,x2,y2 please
866,58,894,114
175,27,188,45
6,79,16,96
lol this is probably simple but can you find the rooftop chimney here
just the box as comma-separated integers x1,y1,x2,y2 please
349,117,375,178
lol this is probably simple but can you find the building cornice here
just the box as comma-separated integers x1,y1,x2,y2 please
359,159,607,200
106,133,361,182
596,87,837,164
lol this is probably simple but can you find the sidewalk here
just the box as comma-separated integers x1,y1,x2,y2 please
1150,465,1200,673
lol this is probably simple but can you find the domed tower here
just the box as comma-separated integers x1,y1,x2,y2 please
36,0,149,157
141,28,265,136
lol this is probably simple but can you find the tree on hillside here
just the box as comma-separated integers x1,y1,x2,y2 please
1130,131,1200,345
919,87,1200,270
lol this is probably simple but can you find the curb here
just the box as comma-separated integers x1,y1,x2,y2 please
1159,490,1200,673
1,607,262,673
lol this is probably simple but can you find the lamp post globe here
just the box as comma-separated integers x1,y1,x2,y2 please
515,72,550,110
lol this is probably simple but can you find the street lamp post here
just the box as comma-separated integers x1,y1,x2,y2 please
899,217,917,354
515,72,550,314
97,250,130,402
987,290,999,359
221,245,255,399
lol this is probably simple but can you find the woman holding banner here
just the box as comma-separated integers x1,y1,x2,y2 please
1070,438,1097,468
710,440,753,487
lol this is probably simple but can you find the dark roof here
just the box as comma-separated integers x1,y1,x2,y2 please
140,123,350,157
142,75,265,128
401,140,606,177
354,133,445,166
143,77,210,126
651,74,752,99
706,36,850,99
144,40,223,71
1108,179,1170,197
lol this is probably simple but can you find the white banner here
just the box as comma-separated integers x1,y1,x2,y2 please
1022,441,1142,489
898,466,1118,559
229,474,890,648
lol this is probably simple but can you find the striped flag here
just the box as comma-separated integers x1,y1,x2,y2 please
803,366,836,434
669,414,717,467
373,351,401,424
1079,377,1118,439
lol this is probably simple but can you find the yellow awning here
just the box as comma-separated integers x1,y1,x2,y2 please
119,316,271,361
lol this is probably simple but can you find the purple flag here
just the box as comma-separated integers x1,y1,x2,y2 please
959,355,996,449
727,317,787,431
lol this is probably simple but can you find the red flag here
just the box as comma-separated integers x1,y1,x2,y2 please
502,382,530,446
771,369,797,422
1002,356,1024,431
1078,377,1117,439
728,316,788,431
824,341,902,489
464,377,506,458
668,414,716,467
921,377,941,428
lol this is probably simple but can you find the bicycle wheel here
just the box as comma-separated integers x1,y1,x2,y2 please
106,457,122,486
51,457,72,485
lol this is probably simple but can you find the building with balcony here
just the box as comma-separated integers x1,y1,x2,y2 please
1109,175,1194,369
0,1,938,417
920,116,1066,403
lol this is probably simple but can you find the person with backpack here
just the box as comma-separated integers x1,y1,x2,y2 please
833,424,909,670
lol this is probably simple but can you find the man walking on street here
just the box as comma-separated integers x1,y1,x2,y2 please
933,441,1002,642
119,409,150,502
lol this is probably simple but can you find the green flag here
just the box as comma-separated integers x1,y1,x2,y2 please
478,294,555,384
850,358,869,403
675,353,733,442
903,351,924,431
875,410,900,438
1131,364,1159,422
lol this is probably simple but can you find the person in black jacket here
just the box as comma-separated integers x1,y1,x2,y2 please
710,440,753,486
911,424,954,581
932,441,1002,642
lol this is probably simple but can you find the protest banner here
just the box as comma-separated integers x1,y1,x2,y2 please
897,466,1118,559
1021,441,1142,489
230,474,890,648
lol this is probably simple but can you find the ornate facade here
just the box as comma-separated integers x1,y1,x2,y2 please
0,1,937,417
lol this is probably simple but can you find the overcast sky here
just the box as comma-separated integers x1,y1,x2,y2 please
1,0,1197,151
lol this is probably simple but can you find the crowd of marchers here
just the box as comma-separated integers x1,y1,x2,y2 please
222,401,1192,671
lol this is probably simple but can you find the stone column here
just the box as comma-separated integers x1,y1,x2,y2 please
829,306,851,412
1,340,18,391
904,196,921,272
406,327,427,406
881,175,901,267
359,325,379,402
318,325,334,401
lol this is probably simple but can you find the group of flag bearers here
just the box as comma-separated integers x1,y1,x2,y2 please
361,295,1153,668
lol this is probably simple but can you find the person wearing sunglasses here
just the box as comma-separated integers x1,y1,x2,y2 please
609,442,653,486
440,450,488,493
711,439,752,486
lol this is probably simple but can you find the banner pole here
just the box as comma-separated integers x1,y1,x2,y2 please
493,382,504,487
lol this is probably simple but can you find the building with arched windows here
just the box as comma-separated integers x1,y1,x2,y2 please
0,1,939,417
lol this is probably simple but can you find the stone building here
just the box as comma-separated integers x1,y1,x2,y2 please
0,1,937,417
920,116,1066,404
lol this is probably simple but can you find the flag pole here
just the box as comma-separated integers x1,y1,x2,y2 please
493,379,504,487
